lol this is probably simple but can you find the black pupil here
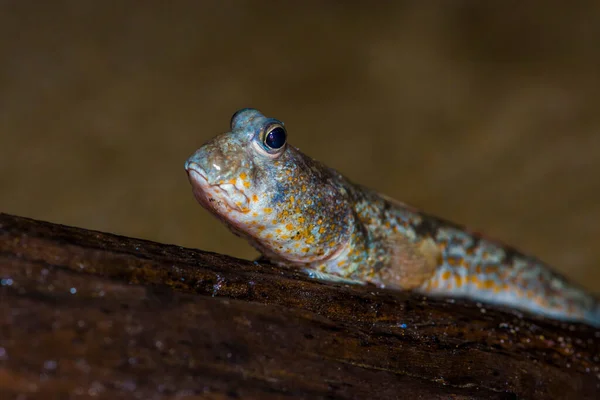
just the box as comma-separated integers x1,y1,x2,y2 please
265,127,286,149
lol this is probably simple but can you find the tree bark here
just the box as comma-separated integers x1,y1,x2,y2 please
0,213,598,399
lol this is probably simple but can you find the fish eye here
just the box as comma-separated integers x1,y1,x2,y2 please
263,125,287,150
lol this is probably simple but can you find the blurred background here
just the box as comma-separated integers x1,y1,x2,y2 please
1,1,599,292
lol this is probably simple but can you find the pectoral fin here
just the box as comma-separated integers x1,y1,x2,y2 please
375,236,442,290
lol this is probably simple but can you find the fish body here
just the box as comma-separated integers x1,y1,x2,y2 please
185,108,600,327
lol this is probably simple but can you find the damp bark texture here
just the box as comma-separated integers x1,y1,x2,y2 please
0,213,599,400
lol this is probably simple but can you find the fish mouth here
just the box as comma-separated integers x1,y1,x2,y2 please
185,162,250,213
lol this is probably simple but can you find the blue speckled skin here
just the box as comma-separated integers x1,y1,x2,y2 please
185,109,600,327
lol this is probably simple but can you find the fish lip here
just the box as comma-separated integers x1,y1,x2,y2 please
185,161,208,181
185,162,250,212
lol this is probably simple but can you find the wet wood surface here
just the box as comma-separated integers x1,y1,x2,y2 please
1,213,599,399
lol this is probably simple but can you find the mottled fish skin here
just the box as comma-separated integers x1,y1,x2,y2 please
185,108,600,327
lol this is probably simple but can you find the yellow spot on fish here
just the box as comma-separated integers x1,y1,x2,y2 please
306,236,315,244
275,228,282,234
239,172,247,180
243,181,251,188
298,216,305,224
252,212,258,217
302,185,307,192
303,247,310,253
229,179,236,185
485,265,499,274
482,280,495,290
447,257,461,266
289,196,295,204
455,276,463,288
285,223,294,231
441,271,452,281
317,219,322,225
252,194,258,202
294,243,300,248
264,207,273,214
535,297,548,307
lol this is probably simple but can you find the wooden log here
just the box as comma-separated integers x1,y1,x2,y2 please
0,212,598,399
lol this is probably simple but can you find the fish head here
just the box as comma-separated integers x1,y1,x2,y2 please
185,108,353,265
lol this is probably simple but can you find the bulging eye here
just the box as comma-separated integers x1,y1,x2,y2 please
264,126,287,150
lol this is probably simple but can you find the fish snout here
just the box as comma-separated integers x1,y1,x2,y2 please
185,147,229,185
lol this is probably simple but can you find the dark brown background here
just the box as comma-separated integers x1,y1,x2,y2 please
1,1,599,292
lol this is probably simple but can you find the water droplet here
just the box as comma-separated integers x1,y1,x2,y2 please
1,278,14,286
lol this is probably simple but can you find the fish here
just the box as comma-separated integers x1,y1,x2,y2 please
185,108,600,327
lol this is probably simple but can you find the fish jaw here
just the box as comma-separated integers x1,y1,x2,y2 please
185,161,250,215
